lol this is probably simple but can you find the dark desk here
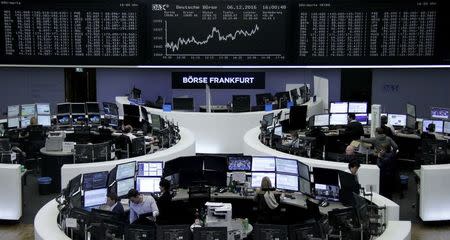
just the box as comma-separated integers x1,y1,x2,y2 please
39,148,74,193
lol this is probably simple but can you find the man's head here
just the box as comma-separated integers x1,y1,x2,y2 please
123,125,133,134
376,127,385,136
427,123,435,133
348,161,360,175
159,179,171,193
106,192,119,207
127,189,141,204
345,145,356,155
348,113,356,122
381,115,388,125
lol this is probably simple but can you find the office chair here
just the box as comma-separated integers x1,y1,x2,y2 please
131,137,146,157
93,142,109,162
420,139,448,165
73,144,94,163
0,138,15,164
115,135,131,159
24,125,46,172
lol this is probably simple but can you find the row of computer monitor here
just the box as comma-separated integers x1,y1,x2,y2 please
7,103,51,128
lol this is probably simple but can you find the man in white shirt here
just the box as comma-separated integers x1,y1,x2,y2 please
128,189,159,224
123,125,137,141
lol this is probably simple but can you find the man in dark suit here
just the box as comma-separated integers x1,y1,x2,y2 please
343,113,364,143
156,179,173,224
106,192,125,219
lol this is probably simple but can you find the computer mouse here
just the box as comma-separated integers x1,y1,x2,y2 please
320,201,329,207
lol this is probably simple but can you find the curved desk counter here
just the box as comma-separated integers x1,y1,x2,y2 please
0,164,22,220
116,96,324,153
243,127,381,193
418,164,450,221
60,127,195,191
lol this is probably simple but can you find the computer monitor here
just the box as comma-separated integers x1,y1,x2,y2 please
298,161,310,181
367,113,387,122
83,188,107,208
193,227,227,240
88,114,101,125
422,119,444,133
254,224,288,240
275,91,290,107
21,104,36,116
299,178,312,196
103,102,118,116
72,114,87,126
355,113,368,125
275,158,298,175
136,177,160,193
57,103,71,115
314,183,340,202
8,117,19,129
329,114,348,126
406,103,416,117
57,115,71,126
290,88,299,102
262,113,274,126
313,167,339,185
431,107,449,120
227,156,252,171
256,93,273,106
20,115,32,128
7,105,20,118
289,222,319,240
251,172,276,188
172,97,194,111
232,95,251,112
151,114,162,131
313,114,329,127
109,116,119,128
137,161,163,177
406,115,416,130
444,121,450,134
329,102,348,113
387,114,406,127
338,171,360,205
116,161,136,180
289,105,307,130
276,173,299,191
252,156,276,172
116,177,135,197
71,103,86,115
141,106,149,122
348,102,367,113
86,102,100,114
123,104,140,117
274,125,282,137
82,171,109,191
36,103,50,115
156,225,191,240
127,225,156,240
37,115,51,126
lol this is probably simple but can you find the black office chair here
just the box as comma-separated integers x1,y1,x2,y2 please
0,138,14,164
420,139,448,165
93,142,109,162
24,125,46,171
115,135,131,159
73,144,94,163
131,137,146,157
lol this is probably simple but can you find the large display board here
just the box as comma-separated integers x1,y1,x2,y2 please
0,0,448,66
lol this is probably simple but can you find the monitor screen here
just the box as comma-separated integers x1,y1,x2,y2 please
262,113,274,126
275,158,298,175
86,102,100,113
313,167,339,186
71,103,86,114
20,116,31,128
123,104,140,117
136,177,160,193
193,227,227,240
276,174,299,191
299,178,312,196
274,125,282,137
387,114,406,127
329,114,348,125
117,177,135,197
431,107,449,120
7,105,20,118
57,103,71,114
137,162,163,177
109,116,119,127
298,161,310,181
57,115,71,126
103,102,118,116
227,156,252,171
252,157,275,172
313,114,329,127
406,115,416,130
355,113,368,125
256,93,272,106
21,104,36,116
156,225,191,240
444,121,450,134
329,102,348,113
172,97,194,111
367,113,387,122
314,184,339,202
36,103,50,115
348,102,367,113
8,117,19,128
406,103,416,117
37,115,51,126
84,188,107,208
422,119,444,133
88,114,101,125
251,172,276,188
151,114,162,130
83,171,109,191
290,89,299,101
116,161,136,180
72,114,87,126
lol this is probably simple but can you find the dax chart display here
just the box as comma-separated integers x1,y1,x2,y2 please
150,1,290,64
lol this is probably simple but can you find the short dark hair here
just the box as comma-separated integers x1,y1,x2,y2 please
107,192,119,202
124,125,133,133
127,189,139,198
427,123,435,132
381,115,388,125
159,179,171,190
348,161,360,170
348,113,356,120
376,127,384,135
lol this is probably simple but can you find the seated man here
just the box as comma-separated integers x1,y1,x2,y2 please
123,125,137,141
128,189,159,224
106,192,125,220
421,123,436,140
380,115,394,138
343,113,364,143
